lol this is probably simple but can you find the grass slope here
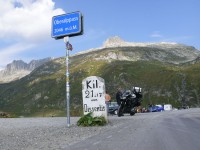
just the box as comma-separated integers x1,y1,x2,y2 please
1,53,200,117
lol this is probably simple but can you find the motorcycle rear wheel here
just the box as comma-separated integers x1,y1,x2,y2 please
130,108,136,116
130,111,135,116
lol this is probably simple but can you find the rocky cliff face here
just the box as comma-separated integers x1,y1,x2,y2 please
0,58,52,83
75,36,200,65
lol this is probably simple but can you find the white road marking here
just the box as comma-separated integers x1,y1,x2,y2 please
93,141,101,145
106,135,112,139
117,130,122,133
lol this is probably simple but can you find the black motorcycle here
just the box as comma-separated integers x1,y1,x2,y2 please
117,87,142,117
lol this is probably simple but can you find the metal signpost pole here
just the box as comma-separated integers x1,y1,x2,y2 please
52,11,83,128
64,36,70,127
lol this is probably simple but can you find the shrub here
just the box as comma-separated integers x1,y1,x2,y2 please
77,112,107,127
0,112,10,118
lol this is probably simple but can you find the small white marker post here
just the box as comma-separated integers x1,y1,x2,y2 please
64,36,70,127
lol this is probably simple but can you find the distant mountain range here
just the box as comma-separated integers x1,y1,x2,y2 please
0,36,200,117
77,36,199,64
0,58,52,83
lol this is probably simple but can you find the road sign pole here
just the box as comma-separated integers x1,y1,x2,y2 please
64,36,70,127
52,12,83,128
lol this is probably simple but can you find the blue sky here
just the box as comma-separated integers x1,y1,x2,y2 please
0,0,199,69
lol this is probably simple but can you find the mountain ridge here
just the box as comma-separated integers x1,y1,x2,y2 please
74,36,200,64
0,37,200,117
0,58,52,83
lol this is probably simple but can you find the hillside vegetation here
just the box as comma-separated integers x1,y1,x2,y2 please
0,41,200,117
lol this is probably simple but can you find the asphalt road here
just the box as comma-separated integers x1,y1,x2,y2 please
67,108,200,150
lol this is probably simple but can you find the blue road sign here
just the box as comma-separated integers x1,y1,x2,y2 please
52,12,82,39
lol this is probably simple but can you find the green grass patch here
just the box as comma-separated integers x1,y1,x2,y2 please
77,112,107,127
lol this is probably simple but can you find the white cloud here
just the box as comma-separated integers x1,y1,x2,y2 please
149,31,193,46
0,42,35,66
150,31,163,38
0,0,65,67
0,0,65,42
162,36,193,43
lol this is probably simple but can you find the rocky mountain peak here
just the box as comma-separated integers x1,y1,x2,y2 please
75,36,200,64
0,58,52,83
5,60,28,73
102,36,180,48
103,36,126,47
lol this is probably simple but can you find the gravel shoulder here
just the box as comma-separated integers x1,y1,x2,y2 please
2,109,199,150
0,115,130,150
